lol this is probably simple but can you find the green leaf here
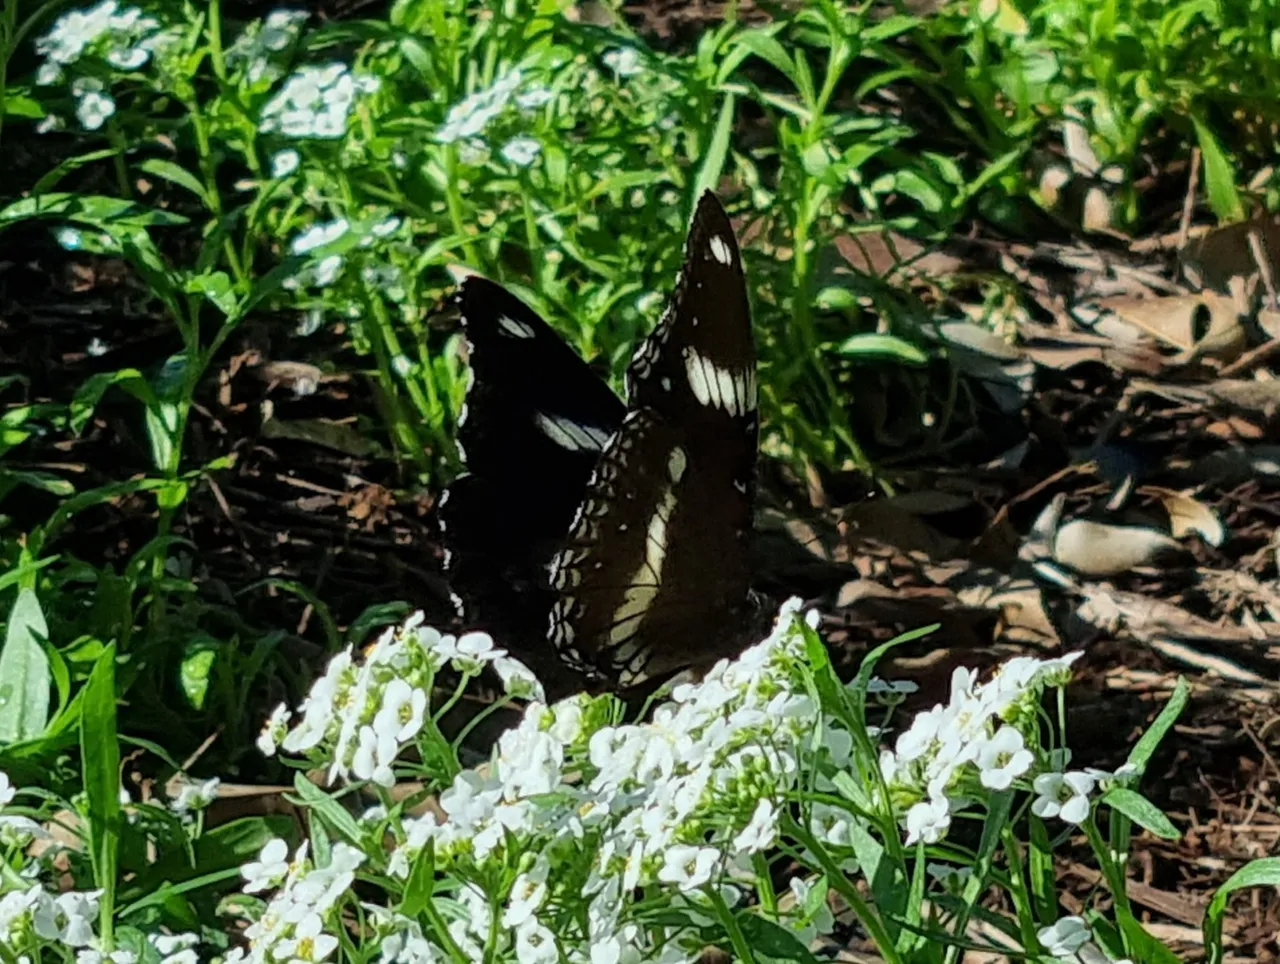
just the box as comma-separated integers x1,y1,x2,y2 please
137,158,209,205
3,94,45,119
32,149,124,196
70,369,156,434
692,93,735,205
184,270,238,318
290,772,363,845
1126,677,1188,774
0,588,52,743
0,193,187,230
400,839,436,918
863,14,920,42
835,333,929,364
734,911,823,964
146,355,188,472
0,469,74,497
733,29,799,90
1204,858,1280,964
120,815,295,914
179,643,216,710
80,643,120,939
1191,116,1244,223
1116,914,1183,964
1100,788,1180,840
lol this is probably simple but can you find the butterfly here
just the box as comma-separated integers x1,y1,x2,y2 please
439,191,761,696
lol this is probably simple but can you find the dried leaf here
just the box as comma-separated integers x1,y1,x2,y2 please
1091,291,1246,358
1140,486,1225,547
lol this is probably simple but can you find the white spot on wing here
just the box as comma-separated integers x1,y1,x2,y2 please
684,348,713,407
709,235,733,266
682,348,756,415
606,487,678,646
667,446,687,483
498,314,536,338
534,412,612,452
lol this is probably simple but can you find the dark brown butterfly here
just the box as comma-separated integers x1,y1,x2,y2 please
440,192,761,695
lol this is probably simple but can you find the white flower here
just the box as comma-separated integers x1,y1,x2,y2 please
36,113,66,133
76,950,137,964
76,91,116,130
106,45,149,69
370,215,401,237
0,814,50,846
657,844,719,891
241,837,290,892
453,630,500,672
170,776,220,813
271,148,300,177
351,724,398,787
291,217,349,255
516,88,553,110
1038,916,1091,957
0,772,13,808
37,62,64,85
437,69,522,143
151,933,200,962
313,254,344,286
502,859,549,927
602,47,643,77
1031,770,1095,825
261,10,308,51
34,890,101,947
374,678,427,743
925,862,972,892
274,911,339,963
259,63,368,138
732,798,778,853
500,136,541,167
36,1,119,65
514,917,558,964
976,726,1033,791
904,794,950,845
257,702,292,756
494,655,544,701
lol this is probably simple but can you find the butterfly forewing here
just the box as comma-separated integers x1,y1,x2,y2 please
440,277,624,652
547,192,758,688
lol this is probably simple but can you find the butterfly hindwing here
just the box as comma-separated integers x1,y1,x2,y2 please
547,192,759,688
440,276,624,653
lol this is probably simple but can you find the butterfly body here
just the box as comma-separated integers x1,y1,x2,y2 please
441,192,760,695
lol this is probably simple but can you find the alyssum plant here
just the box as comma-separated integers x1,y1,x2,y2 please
0,598,1214,964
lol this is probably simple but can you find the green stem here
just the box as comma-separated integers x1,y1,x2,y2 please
999,827,1041,954
789,820,903,964
708,884,756,964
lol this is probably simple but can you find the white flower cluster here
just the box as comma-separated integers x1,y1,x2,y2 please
878,653,1122,845
437,69,524,143
0,772,204,963
226,10,309,85
231,840,364,964
280,214,403,291
258,63,379,139
0,771,48,847
435,69,552,167
35,0,163,80
257,613,541,787
362,601,833,964
32,0,169,132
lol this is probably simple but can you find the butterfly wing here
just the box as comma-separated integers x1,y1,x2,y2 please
440,276,625,655
547,192,759,689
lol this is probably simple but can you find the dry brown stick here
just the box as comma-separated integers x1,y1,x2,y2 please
1177,147,1201,249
